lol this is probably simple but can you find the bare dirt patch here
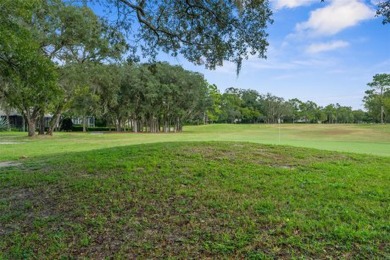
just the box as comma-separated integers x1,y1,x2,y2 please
0,161,22,168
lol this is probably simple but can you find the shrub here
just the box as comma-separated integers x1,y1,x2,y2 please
60,118,73,131
71,126,112,132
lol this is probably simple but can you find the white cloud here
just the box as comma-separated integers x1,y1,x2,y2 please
306,40,350,53
296,0,375,36
272,0,313,9
370,0,382,5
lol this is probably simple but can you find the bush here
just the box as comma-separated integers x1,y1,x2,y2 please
90,127,112,131
60,118,73,131
71,126,112,132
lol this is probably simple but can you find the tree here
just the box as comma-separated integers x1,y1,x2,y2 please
0,96,12,131
205,84,222,123
300,101,319,123
36,2,127,135
97,0,272,75
366,73,390,124
352,109,367,123
324,104,337,123
259,93,286,124
336,105,354,123
150,63,209,132
287,98,303,123
315,107,327,123
0,0,60,137
1,0,126,136
377,1,390,24
240,89,261,123
220,88,243,123
93,62,209,133
71,85,100,132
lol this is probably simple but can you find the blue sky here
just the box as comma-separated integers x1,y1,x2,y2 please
157,0,390,109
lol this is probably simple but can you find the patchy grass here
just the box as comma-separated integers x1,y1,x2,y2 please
0,142,389,258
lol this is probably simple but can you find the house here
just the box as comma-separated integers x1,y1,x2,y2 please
0,109,26,130
71,117,95,128
1,109,96,131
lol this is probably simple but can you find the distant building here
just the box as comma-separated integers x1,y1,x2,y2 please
71,117,95,127
0,109,26,130
0,109,95,130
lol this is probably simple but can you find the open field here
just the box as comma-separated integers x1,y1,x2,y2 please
0,124,389,258
0,124,389,161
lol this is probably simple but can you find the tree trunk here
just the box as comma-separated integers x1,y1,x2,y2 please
381,105,384,124
22,108,40,137
47,104,64,135
133,119,138,133
116,118,122,132
47,113,61,136
5,112,11,131
27,118,37,137
175,117,182,132
149,118,153,133
83,116,87,132
38,111,45,135
22,116,26,132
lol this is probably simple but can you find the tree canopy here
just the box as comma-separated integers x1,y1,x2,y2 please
364,73,390,123
98,0,273,75
377,1,390,24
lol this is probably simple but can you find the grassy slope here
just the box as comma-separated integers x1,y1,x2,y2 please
0,124,389,161
1,142,389,258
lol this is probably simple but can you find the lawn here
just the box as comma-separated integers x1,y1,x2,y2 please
0,124,389,258
0,124,389,161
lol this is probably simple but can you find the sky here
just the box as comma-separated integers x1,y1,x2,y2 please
156,0,390,110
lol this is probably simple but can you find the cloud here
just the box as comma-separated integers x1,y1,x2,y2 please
272,0,313,9
370,0,382,5
296,0,375,36
306,40,350,53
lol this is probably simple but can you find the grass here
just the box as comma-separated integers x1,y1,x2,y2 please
0,124,389,162
0,124,389,258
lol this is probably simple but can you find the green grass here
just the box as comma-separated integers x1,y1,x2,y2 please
0,124,389,258
0,124,389,162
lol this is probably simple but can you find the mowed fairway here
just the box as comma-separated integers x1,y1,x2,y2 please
0,124,389,161
0,124,389,258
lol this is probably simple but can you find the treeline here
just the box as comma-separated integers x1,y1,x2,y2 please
62,62,208,133
1,1,389,137
2,57,389,135
205,87,386,124
64,73,388,132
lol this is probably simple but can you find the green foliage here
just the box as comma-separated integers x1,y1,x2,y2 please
206,84,222,123
364,73,390,123
376,1,390,24
0,0,61,136
60,118,73,131
71,126,112,132
204,88,362,124
0,0,128,136
106,0,273,74
94,62,209,132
